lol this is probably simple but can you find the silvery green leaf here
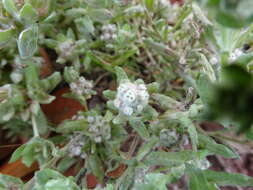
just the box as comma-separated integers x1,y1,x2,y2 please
87,8,112,22
75,17,94,40
187,165,213,190
203,170,253,187
44,178,80,190
58,119,88,133
33,107,49,135
180,117,198,151
0,174,23,190
152,93,182,110
112,113,127,124
63,67,79,83
199,53,216,82
57,157,76,173
146,82,160,93
142,105,158,121
115,66,129,84
19,3,38,24
103,90,116,100
136,136,158,161
2,0,18,17
18,25,39,59
144,150,201,166
134,173,170,190
0,101,15,123
144,0,154,11
0,28,15,45
9,144,26,163
129,118,150,139
118,167,135,190
88,154,104,182
171,164,185,179
196,74,214,106
40,72,62,92
198,134,238,158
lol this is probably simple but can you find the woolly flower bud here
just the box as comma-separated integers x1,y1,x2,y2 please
159,128,179,147
101,24,118,43
210,56,218,65
229,48,243,62
87,115,111,143
114,82,149,116
68,135,86,159
70,77,94,97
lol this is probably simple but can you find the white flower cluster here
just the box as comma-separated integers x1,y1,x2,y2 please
70,77,94,96
68,135,87,159
114,82,149,116
87,115,111,143
159,128,180,147
229,48,244,62
100,24,117,42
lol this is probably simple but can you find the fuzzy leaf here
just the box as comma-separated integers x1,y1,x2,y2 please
0,28,15,45
19,3,38,24
18,24,39,58
115,66,129,84
9,144,26,163
199,134,238,158
203,170,253,187
2,0,18,17
187,166,213,190
180,117,198,151
129,118,150,139
144,150,201,166
88,154,104,182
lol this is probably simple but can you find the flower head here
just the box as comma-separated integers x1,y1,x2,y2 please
114,81,149,116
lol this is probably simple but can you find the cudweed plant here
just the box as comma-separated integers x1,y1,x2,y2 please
1,0,253,190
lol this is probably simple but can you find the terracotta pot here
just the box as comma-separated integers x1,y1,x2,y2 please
41,87,84,124
0,159,38,178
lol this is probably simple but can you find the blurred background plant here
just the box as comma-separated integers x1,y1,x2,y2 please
1,0,253,190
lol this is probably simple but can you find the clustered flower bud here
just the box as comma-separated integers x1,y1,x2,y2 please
159,128,180,147
87,115,111,143
114,82,149,116
134,167,149,185
229,48,244,62
68,135,87,159
70,77,94,97
57,40,75,63
100,24,117,42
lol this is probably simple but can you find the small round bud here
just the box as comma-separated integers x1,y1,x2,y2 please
123,106,133,116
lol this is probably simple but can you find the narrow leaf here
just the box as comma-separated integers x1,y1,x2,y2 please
203,170,253,187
